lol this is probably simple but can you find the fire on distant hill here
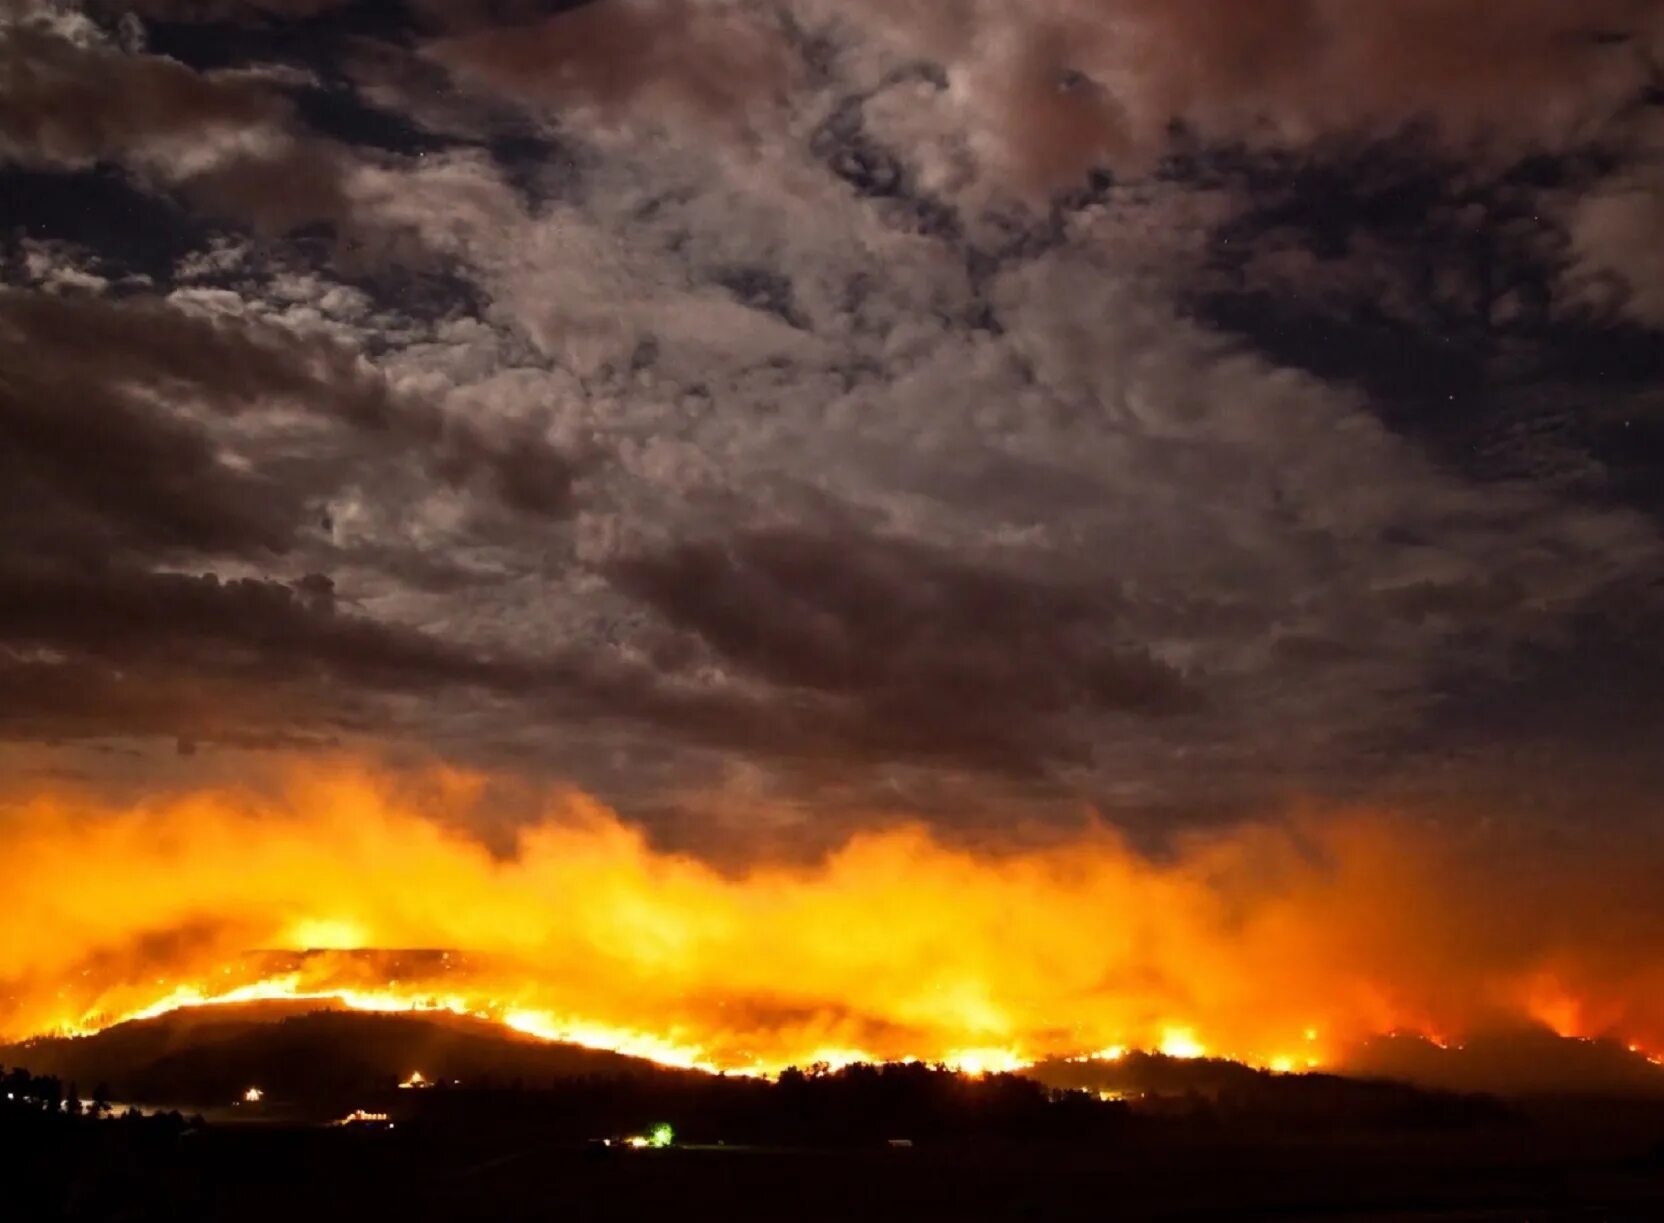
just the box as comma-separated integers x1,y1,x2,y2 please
7,768,1664,1086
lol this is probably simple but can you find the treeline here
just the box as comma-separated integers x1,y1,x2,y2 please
1036,1051,1516,1132
3,1064,214,1221
767,1060,1131,1143
390,1058,1509,1147
5,1065,111,1119
2,1064,203,1131
396,1060,1132,1146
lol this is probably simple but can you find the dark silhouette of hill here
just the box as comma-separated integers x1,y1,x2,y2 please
7,1014,1137,1146
3,1005,1535,1142
26,1015,1664,1220
0,1004,694,1109
1029,1051,1515,1131
1345,1027,1664,1097
9,1005,1588,1125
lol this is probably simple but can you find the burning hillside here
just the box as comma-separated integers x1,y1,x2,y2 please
6,766,1664,1083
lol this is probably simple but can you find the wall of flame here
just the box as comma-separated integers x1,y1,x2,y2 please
4,765,1664,1075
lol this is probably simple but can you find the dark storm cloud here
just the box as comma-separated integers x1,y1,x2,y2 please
113,0,360,18
2,0,1662,836
904,0,1655,175
0,557,590,749
431,420,581,520
0,288,393,427
0,652,332,748
421,0,1660,195
0,287,578,540
428,0,796,134
0,273,587,747
611,527,1196,775
0,290,351,558
0,21,275,165
0,564,517,694
0,13,354,234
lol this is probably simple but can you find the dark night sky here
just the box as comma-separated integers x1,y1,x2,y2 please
2,0,1662,850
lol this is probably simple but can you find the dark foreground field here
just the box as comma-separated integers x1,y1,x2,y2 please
10,1114,1664,1222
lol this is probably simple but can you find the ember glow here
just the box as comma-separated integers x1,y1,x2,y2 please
5,767,1664,1079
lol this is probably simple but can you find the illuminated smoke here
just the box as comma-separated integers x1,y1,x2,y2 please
4,765,1664,1077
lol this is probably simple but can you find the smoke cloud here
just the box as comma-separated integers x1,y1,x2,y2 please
6,765,1664,1077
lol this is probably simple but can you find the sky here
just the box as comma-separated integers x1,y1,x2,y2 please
3,0,1663,857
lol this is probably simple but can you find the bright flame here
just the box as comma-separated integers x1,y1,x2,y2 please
6,766,1664,1077
501,1008,718,1072
800,1047,879,1072
1158,1028,1206,1060
944,1048,1031,1077
285,918,368,951
242,1086,263,1103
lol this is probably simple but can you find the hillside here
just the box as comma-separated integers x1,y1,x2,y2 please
1029,1029,1664,1111
1,1004,694,1109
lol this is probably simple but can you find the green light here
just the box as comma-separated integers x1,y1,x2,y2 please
649,1123,674,1148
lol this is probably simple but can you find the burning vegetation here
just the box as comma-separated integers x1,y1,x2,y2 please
5,766,1664,1084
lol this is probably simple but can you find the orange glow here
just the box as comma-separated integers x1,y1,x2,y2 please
1524,975,1586,1039
284,919,369,951
943,1048,1032,1077
1158,1028,1206,1060
6,766,1664,1077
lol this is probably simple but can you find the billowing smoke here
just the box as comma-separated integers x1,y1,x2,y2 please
5,764,1664,1079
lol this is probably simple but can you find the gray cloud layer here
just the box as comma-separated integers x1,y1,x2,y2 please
2,0,1661,841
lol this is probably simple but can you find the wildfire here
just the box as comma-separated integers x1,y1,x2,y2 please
942,1048,1032,1077
1158,1028,1206,1060
6,766,1664,1079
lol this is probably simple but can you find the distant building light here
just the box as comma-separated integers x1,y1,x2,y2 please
337,1109,391,1126
620,1125,674,1150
